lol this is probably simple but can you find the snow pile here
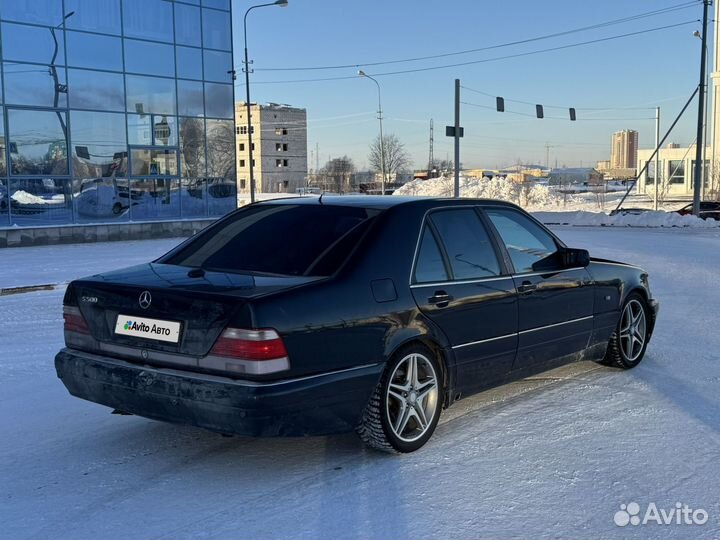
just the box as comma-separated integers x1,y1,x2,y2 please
534,210,720,228
394,176,574,209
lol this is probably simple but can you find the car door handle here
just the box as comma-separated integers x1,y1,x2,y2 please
428,290,452,307
518,281,537,294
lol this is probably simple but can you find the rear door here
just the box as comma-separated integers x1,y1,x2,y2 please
410,207,518,393
484,207,594,371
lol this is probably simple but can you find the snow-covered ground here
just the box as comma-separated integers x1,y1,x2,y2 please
2,228,720,539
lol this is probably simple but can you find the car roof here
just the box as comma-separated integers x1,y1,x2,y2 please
255,195,518,210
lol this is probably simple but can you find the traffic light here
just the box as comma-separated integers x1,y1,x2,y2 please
536,104,544,119
569,107,576,121
496,97,505,112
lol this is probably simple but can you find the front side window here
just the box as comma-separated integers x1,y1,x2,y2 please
414,226,448,284
161,204,379,277
430,209,501,279
486,208,558,273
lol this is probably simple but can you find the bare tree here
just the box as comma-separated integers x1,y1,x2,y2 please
319,156,355,192
368,134,411,180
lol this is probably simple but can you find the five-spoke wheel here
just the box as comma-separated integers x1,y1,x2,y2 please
356,344,443,452
599,292,650,369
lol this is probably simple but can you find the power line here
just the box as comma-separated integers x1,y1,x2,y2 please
252,1,698,72
237,20,698,86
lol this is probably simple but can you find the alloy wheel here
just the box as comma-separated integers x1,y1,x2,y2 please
385,353,439,442
619,299,647,362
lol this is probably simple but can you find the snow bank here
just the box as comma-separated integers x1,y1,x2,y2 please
394,176,571,209
534,210,720,228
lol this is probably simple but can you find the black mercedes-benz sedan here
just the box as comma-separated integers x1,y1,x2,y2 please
55,196,659,453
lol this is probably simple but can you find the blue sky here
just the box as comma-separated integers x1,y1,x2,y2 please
233,0,707,170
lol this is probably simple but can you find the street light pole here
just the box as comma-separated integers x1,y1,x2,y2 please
692,0,710,216
358,71,386,195
49,11,74,142
242,0,288,203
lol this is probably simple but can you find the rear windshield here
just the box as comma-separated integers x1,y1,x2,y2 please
161,204,380,276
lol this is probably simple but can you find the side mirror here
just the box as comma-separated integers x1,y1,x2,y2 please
561,247,590,268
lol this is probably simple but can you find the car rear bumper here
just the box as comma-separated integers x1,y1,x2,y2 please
55,348,384,437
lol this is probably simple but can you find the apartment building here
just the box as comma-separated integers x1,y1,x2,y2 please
235,102,308,194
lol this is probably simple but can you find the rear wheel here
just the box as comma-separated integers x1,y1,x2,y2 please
600,293,649,369
356,344,442,453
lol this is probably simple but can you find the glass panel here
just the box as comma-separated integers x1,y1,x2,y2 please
414,227,448,283
181,177,206,218
206,119,234,178
127,114,152,146
174,3,201,47
204,83,233,119
0,0,63,26
178,80,204,117
207,177,235,216
645,161,655,185
0,110,5,177
9,178,72,226
65,0,122,35
0,179,8,226
179,117,206,177
70,111,127,178
202,8,231,50
122,0,173,42
129,178,180,220
486,209,558,274
176,46,203,80
202,0,230,12
124,39,175,77
4,62,67,107
183,0,200,4
203,50,232,83
152,115,177,146
668,160,685,185
73,177,130,222
66,32,123,71
68,69,125,111
126,75,176,115
1,22,65,64
206,117,235,216
431,210,500,279
8,109,68,175
130,148,178,176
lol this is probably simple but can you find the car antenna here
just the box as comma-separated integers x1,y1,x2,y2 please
318,191,325,204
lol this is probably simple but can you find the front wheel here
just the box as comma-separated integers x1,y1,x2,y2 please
600,293,649,369
356,345,442,453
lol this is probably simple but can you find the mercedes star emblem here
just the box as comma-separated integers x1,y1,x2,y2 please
139,290,152,309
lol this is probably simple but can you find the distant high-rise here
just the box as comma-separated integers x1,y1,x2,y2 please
610,130,639,169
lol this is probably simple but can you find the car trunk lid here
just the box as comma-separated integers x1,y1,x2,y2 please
70,263,322,357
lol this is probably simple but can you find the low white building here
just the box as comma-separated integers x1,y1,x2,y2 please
636,144,711,199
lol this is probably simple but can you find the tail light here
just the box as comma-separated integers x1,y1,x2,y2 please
205,328,290,375
63,305,89,335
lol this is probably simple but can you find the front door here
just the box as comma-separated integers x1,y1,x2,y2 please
410,207,518,394
484,207,594,371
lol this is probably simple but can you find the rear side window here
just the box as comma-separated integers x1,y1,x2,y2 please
161,204,379,276
430,209,501,279
414,226,448,284
486,208,558,273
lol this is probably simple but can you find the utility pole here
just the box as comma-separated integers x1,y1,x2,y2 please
654,107,660,210
692,0,710,216
453,79,461,197
428,119,434,174
544,143,556,169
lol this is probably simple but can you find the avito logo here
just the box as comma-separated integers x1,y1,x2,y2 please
123,320,171,337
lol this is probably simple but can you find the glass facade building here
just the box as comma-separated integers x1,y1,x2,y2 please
0,0,236,228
